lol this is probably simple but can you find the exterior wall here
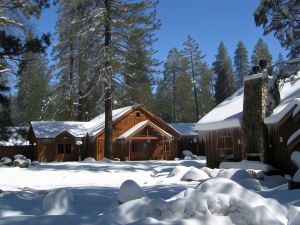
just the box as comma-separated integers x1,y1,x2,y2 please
242,77,268,160
268,106,300,174
199,128,242,168
93,107,179,161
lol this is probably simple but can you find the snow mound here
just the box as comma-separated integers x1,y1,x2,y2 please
14,154,26,160
118,180,146,204
181,167,210,181
237,178,262,191
13,159,30,168
217,168,251,182
43,189,74,215
168,166,190,178
209,168,223,178
0,157,12,166
83,157,96,163
294,169,300,182
220,160,276,172
182,150,193,157
288,206,300,225
105,178,288,225
292,151,300,168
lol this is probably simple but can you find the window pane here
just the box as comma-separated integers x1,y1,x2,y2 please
226,149,234,160
226,137,233,148
218,137,224,149
132,142,138,152
58,144,64,154
65,144,71,154
218,150,225,161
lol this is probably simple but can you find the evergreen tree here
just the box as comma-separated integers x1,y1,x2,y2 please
182,35,204,121
16,33,52,124
213,42,236,104
198,63,215,117
156,48,193,122
234,41,249,88
251,38,273,67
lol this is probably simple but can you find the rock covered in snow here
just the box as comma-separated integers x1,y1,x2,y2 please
168,166,191,178
209,168,223,178
0,157,12,166
43,189,74,215
182,150,194,157
83,157,96,163
294,169,300,182
13,159,30,168
14,154,26,160
181,167,210,181
292,151,300,168
238,178,262,191
118,180,146,204
217,168,251,182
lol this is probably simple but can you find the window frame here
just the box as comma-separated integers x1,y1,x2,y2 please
135,111,141,118
217,136,234,161
57,144,64,154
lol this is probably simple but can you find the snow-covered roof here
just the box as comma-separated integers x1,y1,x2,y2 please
31,106,133,139
117,120,172,140
197,88,243,131
197,75,300,130
168,123,198,136
287,128,300,147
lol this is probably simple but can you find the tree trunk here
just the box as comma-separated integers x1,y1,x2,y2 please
189,47,200,121
172,68,176,123
69,39,75,121
104,0,113,159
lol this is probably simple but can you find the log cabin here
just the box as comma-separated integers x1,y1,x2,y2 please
197,70,300,174
29,105,181,162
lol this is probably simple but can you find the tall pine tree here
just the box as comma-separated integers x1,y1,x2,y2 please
251,38,273,67
234,41,249,89
213,42,236,104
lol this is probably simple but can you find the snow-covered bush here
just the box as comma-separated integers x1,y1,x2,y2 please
83,157,96,163
217,168,251,182
288,206,300,225
291,151,300,169
43,189,74,215
181,167,210,181
182,150,193,157
168,166,190,178
0,157,12,166
14,154,26,160
13,159,30,168
118,180,146,204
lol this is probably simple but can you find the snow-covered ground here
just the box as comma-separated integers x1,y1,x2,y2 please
0,157,300,225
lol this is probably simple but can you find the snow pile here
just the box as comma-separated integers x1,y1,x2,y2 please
0,157,12,166
83,157,96,163
14,154,26,160
292,151,300,182
43,189,74,215
182,150,205,160
220,160,277,172
237,178,262,191
181,167,210,181
217,168,251,182
102,178,288,225
117,180,146,204
288,206,300,225
168,166,191,178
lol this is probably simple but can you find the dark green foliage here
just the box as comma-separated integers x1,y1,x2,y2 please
234,41,249,88
213,42,236,105
251,38,273,67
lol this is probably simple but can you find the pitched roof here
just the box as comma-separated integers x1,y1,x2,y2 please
197,74,300,131
168,123,198,136
117,120,172,140
31,106,133,138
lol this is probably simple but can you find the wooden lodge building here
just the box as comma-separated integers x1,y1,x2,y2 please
28,105,199,162
197,69,300,174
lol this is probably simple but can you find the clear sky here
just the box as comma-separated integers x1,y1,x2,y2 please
34,0,286,68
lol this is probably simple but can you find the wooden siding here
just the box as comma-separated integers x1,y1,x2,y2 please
268,106,300,174
200,128,242,168
0,146,34,160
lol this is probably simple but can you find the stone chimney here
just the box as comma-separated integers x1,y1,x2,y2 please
242,60,269,161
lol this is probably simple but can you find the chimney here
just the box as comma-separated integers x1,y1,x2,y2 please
242,60,269,161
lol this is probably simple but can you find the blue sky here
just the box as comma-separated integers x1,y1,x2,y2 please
34,0,286,68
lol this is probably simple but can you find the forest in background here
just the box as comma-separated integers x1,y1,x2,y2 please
1,0,299,141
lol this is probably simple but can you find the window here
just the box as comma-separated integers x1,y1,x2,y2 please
135,111,141,118
131,141,149,152
57,144,64,154
217,136,234,161
132,142,139,152
165,141,170,152
65,144,72,154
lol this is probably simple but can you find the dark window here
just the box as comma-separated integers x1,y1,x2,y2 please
135,111,141,118
65,144,72,154
57,144,64,154
131,141,149,152
132,142,139,152
217,136,234,161
165,141,170,152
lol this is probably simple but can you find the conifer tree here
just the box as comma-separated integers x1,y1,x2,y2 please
182,35,204,121
213,42,236,105
234,41,249,88
251,38,273,67
198,63,215,117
